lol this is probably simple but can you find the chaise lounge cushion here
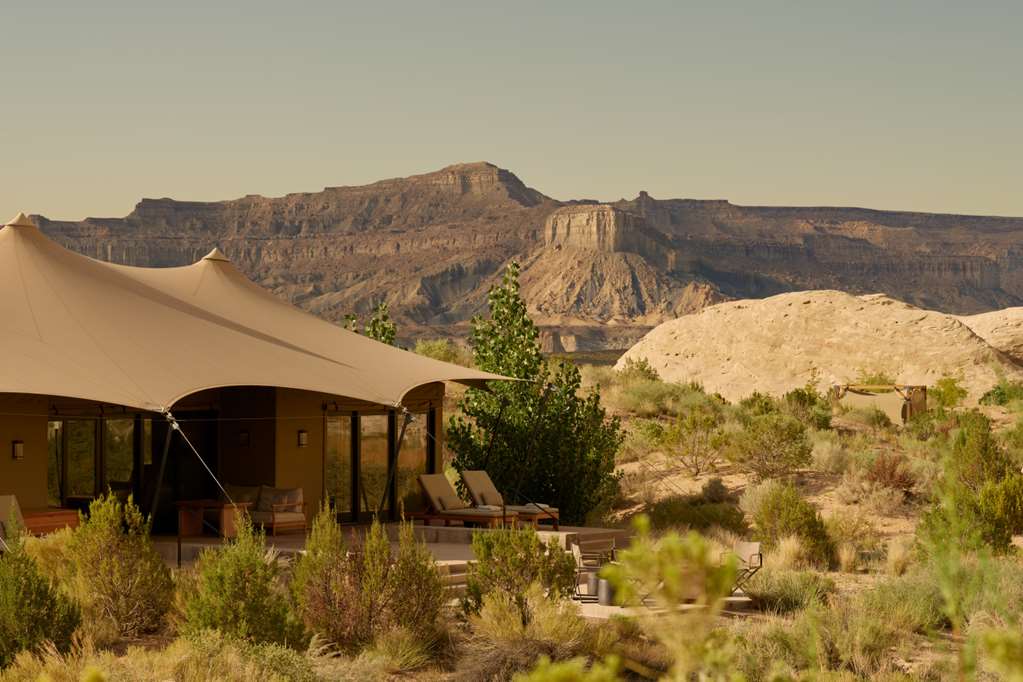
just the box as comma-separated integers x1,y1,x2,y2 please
223,484,261,506
438,493,468,511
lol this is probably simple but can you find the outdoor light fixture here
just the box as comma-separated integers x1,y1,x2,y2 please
238,430,250,447
11,441,24,461
297,430,309,448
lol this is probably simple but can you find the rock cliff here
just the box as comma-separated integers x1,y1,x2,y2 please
31,162,1023,350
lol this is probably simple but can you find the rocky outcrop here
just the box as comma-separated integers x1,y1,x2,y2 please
959,308,1023,365
30,162,1023,350
618,291,1023,402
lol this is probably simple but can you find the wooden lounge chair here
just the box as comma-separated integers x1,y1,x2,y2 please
416,474,518,529
723,540,763,594
460,470,560,529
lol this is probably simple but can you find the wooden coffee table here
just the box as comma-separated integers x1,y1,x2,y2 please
174,499,251,539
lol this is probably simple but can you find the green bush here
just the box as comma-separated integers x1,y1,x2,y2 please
464,528,576,620
447,264,623,524
783,383,832,430
616,356,660,382
413,338,473,367
931,375,967,410
854,572,947,634
737,392,780,420
292,511,445,652
657,406,725,476
980,377,1023,406
181,515,304,647
0,533,80,669
647,496,747,535
746,483,833,568
744,569,835,614
66,493,173,638
726,413,812,480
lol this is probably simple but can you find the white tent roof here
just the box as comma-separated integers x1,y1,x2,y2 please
0,213,507,412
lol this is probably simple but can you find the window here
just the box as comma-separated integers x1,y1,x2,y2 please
103,418,135,498
65,420,97,500
360,414,390,516
325,416,353,514
47,421,63,507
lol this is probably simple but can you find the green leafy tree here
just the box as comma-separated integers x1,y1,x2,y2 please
447,263,623,524
342,302,397,345
932,375,968,411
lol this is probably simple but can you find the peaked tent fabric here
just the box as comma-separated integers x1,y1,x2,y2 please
0,214,509,412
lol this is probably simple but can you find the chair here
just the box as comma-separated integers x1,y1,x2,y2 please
570,543,609,603
460,470,560,529
723,540,763,594
416,474,518,528
248,486,307,536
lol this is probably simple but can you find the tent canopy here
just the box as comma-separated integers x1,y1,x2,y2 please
0,213,509,412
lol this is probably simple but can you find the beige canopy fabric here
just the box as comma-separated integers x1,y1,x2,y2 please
0,213,508,412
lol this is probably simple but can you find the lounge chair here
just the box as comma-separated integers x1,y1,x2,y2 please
223,485,307,536
570,543,612,603
723,540,763,594
460,470,560,529
416,474,518,528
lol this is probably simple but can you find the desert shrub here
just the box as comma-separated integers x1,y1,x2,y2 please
745,482,833,568
414,338,473,367
810,431,849,474
783,383,832,430
647,496,747,535
864,451,916,492
976,474,1023,549
616,356,660,382
293,511,445,652
856,369,896,385
886,536,916,576
855,572,948,634
737,392,779,420
610,377,709,417
904,411,938,441
460,584,591,682
2,629,323,682
657,405,725,476
836,469,906,515
744,569,836,614
931,375,967,410
764,535,812,570
726,412,812,480
464,528,576,620
0,533,80,669
514,655,621,682
447,264,623,524
980,377,1023,406
812,596,906,677
181,515,304,647
617,419,661,464
65,493,172,638
700,477,731,504
826,512,881,572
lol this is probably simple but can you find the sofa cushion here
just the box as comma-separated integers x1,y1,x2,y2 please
250,510,306,526
257,486,304,512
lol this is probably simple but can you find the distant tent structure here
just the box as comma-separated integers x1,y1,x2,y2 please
830,384,927,424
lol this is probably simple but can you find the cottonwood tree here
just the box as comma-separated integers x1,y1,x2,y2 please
447,263,623,524
342,302,397,345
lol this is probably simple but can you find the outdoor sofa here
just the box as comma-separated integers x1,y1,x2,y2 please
223,484,307,535
460,470,560,529
416,474,518,528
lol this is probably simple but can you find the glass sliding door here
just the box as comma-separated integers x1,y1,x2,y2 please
396,412,429,514
325,416,353,516
65,420,98,505
359,414,390,518
103,418,135,499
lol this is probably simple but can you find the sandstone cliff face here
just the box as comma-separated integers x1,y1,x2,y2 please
618,291,1023,402
31,163,1023,350
959,308,1023,365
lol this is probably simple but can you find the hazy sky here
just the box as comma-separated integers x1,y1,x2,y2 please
1,1,1020,221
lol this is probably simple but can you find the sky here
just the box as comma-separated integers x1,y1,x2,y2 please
1,1,1020,221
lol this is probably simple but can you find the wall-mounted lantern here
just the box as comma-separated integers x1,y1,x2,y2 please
11,441,24,461
297,430,309,448
238,430,250,447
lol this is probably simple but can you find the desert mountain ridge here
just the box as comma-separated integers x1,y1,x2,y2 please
28,161,1023,351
